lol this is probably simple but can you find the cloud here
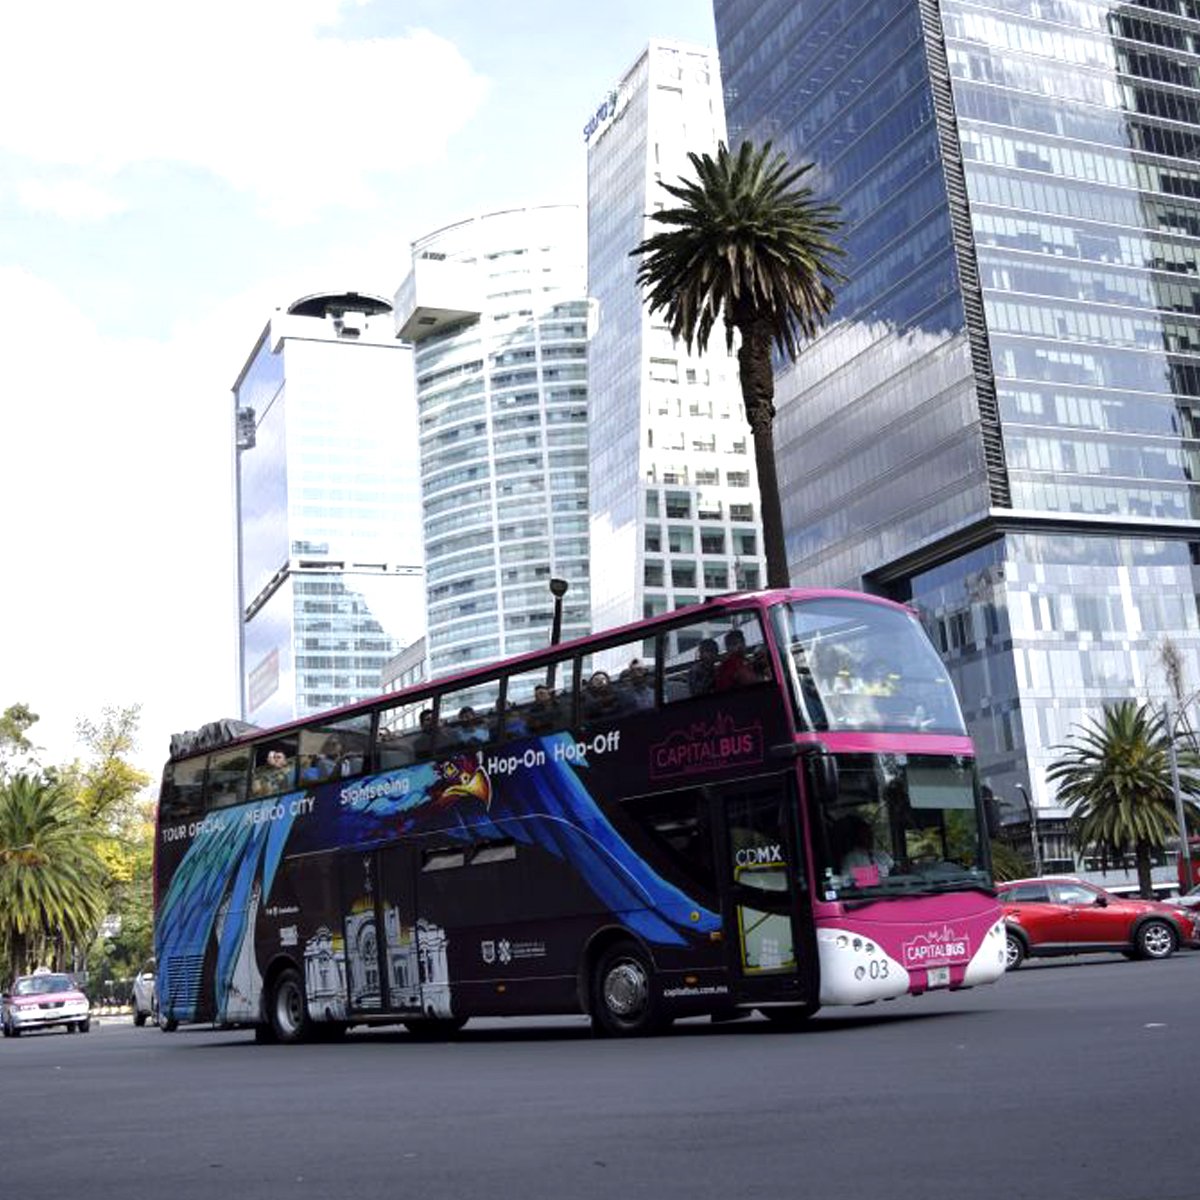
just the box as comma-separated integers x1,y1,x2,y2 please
0,1,488,223
15,176,128,221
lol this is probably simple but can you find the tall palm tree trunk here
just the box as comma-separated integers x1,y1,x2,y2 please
737,321,790,588
1135,840,1154,899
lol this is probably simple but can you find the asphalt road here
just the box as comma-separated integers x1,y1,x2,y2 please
2,953,1194,1200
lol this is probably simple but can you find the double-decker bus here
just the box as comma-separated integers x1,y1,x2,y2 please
154,589,1006,1042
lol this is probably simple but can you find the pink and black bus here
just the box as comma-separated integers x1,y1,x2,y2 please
154,588,1006,1042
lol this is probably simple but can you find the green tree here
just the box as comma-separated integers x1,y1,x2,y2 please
58,705,155,980
0,702,40,779
0,773,106,978
632,140,844,587
1047,700,1200,897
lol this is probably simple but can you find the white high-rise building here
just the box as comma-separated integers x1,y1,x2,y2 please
395,207,591,679
233,292,424,727
586,41,766,635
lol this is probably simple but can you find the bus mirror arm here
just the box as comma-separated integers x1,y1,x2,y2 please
781,742,838,806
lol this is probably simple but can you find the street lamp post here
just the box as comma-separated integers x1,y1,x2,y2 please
547,578,569,689
1015,782,1042,877
1165,701,1194,892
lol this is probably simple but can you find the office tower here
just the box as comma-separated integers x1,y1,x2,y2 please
717,0,1200,879
395,206,591,679
233,292,424,727
586,41,767,635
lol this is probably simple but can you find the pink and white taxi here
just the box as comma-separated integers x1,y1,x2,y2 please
2,969,91,1036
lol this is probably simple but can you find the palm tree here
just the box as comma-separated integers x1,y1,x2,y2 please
632,140,844,588
0,773,106,978
1047,701,1200,897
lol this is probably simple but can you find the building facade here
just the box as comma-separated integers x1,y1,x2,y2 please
716,0,1200,882
233,292,424,727
395,207,591,680
586,41,766,635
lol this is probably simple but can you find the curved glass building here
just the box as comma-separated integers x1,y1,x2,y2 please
395,207,591,679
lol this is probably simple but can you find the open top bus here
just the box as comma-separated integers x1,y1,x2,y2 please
154,588,1006,1041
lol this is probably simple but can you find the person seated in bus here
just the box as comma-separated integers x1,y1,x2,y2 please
619,659,655,710
300,735,355,784
523,684,563,734
453,706,491,746
838,816,894,878
253,745,294,796
412,708,444,759
714,629,758,691
583,670,620,721
687,638,720,696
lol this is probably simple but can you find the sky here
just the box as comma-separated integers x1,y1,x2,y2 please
0,0,718,782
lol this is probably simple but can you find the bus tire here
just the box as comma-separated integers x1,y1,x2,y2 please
758,1002,820,1029
267,966,312,1044
590,941,666,1037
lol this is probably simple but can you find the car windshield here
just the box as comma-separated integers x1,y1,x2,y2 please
815,753,991,899
776,596,966,735
14,974,73,995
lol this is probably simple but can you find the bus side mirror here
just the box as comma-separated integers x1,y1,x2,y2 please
800,747,838,804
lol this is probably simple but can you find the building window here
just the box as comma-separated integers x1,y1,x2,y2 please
645,526,662,552
672,562,697,589
666,491,691,519
645,560,665,588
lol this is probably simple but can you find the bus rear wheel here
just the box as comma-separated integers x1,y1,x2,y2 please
267,966,312,1044
591,941,667,1037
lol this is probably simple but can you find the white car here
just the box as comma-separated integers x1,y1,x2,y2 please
2,969,91,1036
1174,883,1200,910
130,960,157,1027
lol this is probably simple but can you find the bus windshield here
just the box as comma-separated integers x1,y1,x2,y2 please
777,596,965,735
816,753,990,900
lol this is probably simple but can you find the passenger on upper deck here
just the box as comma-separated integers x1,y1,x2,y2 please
687,638,720,696
715,629,758,690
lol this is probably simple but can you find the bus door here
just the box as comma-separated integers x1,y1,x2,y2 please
340,847,423,1016
712,777,815,1003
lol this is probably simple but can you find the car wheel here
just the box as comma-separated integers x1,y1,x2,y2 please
1135,919,1177,960
158,1010,178,1033
590,941,667,1037
1005,931,1026,970
133,1009,147,1027
267,966,312,1044
78,1018,90,1033
758,1002,820,1029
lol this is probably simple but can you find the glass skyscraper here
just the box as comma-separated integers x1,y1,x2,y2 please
395,207,591,679
233,292,425,728
716,0,1200,875
587,41,766,635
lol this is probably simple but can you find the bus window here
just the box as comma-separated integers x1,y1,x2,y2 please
662,612,772,702
160,757,205,822
440,680,500,748
377,700,434,768
298,715,371,784
505,664,575,737
252,737,298,797
207,747,251,809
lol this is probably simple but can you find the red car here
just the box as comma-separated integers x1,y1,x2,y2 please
997,877,1200,969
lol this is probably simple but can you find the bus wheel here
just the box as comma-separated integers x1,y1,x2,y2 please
758,1002,820,1029
267,967,312,1044
591,941,666,1037
403,1017,468,1041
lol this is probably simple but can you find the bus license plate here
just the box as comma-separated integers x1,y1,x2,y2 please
927,967,950,988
